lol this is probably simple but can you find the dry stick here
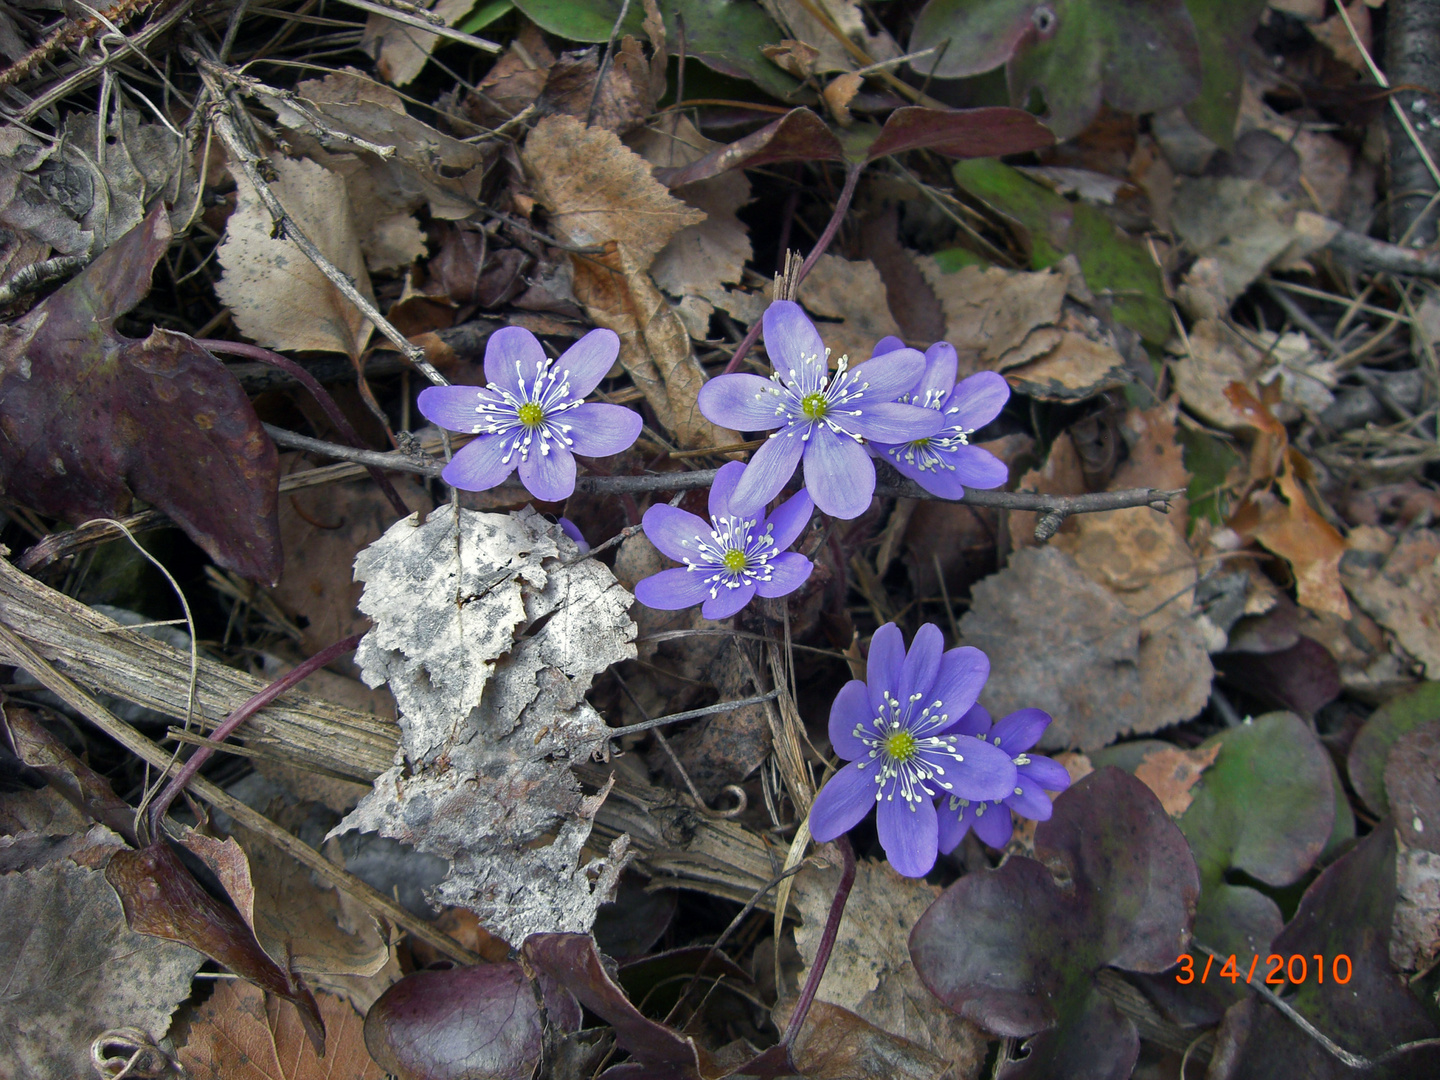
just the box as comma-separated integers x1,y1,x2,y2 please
192,64,449,388
329,0,502,53
261,425,1182,536
146,632,364,835
604,691,780,738
722,160,866,375
197,338,410,517
0,622,478,965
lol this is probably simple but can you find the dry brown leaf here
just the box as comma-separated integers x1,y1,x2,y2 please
1004,330,1130,401
1343,530,1440,678
959,546,1153,751
364,0,475,87
216,155,375,359
635,116,759,337
465,24,555,127
0,832,203,1080
792,856,987,1074
1312,1,1371,72
572,242,735,448
793,254,903,366
178,981,383,1080
525,114,704,272
541,37,656,134
775,999,949,1080
915,258,1068,373
761,0,900,74
1007,430,1085,551
1135,744,1222,816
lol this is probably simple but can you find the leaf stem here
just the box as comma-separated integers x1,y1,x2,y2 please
146,632,363,836
723,160,866,375
782,834,855,1049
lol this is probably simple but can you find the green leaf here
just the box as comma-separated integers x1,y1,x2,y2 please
1177,425,1240,526
1182,0,1267,149
1348,681,1440,817
952,158,1172,343
459,0,514,34
513,0,802,102
911,0,1202,140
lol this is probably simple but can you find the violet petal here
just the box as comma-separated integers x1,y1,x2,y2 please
866,624,905,713
417,384,488,434
633,567,713,610
1018,755,1072,793
847,401,945,444
991,708,1053,754
558,328,620,399
441,433,519,492
946,444,1010,490
1005,779,1055,822
917,342,960,402
802,425,875,519
898,623,944,709
828,680,873,759
483,325,547,394
564,402,642,457
971,801,1014,848
764,487,815,551
877,791,939,878
640,504,712,563
697,373,790,432
708,460,746,520
701,579,757,619
518,445,576,502
807,760,877,842
929,647,990,721
944,370,1010,431
949,735,1018,802
762,300,827,382
754,551,812,598
729,429,806,516
869,335,908,358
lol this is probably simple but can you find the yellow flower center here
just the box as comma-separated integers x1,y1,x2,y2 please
800,392,828,421
883,729,918,762
910,437,931,451
722,548,748,573
518,402,545,428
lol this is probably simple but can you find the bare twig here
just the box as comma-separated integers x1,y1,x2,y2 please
192,62,449,387
260,424,1183,534
1327,227,1440,280
604,691,781,738
0,256,90,308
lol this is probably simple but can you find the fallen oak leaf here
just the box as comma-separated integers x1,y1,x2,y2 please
1134,743,1220,817
0,204,281,583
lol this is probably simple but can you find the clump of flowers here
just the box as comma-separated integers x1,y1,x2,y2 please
417,326,642,502
808,623,1018,877
935,705,1072,852
696,301,943,520
634,461,815,620
867,337,1011,500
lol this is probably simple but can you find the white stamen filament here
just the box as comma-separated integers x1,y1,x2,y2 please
471,357,584,464
852,689,960,813
679,512,782,600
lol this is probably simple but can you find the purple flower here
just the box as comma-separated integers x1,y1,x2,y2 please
417,326,642,502
867,337,1011,500
696,302,943,520
633,461,814,620
557,517,590,554
935,705,1073,853
808,623,1017,878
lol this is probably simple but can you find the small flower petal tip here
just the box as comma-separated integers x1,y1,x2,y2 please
935,705,1072,853
633,461,815,621
417,326,642,503
868,339,1011,500
696,301,942,519
808,622,1016,878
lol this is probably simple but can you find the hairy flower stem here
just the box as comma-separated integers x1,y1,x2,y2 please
782,833,856,1050
723,161,866,375
198,339,410,517
146,632,363,837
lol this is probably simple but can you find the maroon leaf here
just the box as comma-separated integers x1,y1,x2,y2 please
523,932,714,1079
105,841,325,1053
909,768,1199,1079
654,109,843,188
0,205,281,583
1215,636,1340,718
363,963,548,1080
864,106,1054,161
1212,826,1440,1078
3,703,137,845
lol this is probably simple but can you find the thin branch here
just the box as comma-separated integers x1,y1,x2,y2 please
191,61,449,387
783,835,855,1048
604,691,781,738
0,255,89,307
260,425,1183,534
1327,227,1440,280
